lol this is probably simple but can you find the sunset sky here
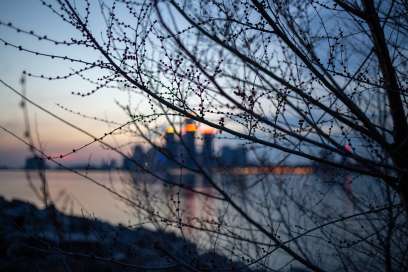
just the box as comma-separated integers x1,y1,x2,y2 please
0,1,134,167
0,1,306,168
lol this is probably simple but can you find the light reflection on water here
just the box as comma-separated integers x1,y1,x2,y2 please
0,170,228,228
0,169,391,270
0,170,136,224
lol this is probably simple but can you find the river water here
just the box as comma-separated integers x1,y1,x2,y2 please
0,169,396,271
0,169,358,224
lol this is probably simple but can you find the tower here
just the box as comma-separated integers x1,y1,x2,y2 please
201,127,216,168
123,145,144,171
164,127,178,168
181,118,197,168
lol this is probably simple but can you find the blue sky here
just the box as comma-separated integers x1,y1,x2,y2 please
0,1,133,167
0,1,328,168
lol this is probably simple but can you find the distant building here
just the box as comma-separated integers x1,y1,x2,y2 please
25,155,46,170
201,127,216,168
220,145,247,167
220,146,235,167
123,119,248,172
234,145,247,166
100,159,117,170
122,145,145,171
180,118,197,168
145,146,167,170
164,127,178,168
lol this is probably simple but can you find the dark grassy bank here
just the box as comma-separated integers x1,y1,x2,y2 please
0,197,259,272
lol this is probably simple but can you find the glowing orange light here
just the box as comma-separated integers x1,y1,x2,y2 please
165,127,175,134
201,127,216,135
184,123,197,133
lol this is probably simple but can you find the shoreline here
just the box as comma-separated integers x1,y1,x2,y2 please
0,196,259,271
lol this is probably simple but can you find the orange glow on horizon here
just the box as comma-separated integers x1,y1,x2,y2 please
201,127,216,135
184,123,197,133
227,166,314,175
165,127,175,134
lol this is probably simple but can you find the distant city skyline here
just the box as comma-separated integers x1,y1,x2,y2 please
123,118,248,172
0,1,307,168
0,2,247,168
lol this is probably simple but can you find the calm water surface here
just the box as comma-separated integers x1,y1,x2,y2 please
0,170,136,224
0,169,386,270
0,169,365,225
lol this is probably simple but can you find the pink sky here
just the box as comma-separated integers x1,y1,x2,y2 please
0,1,136,167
